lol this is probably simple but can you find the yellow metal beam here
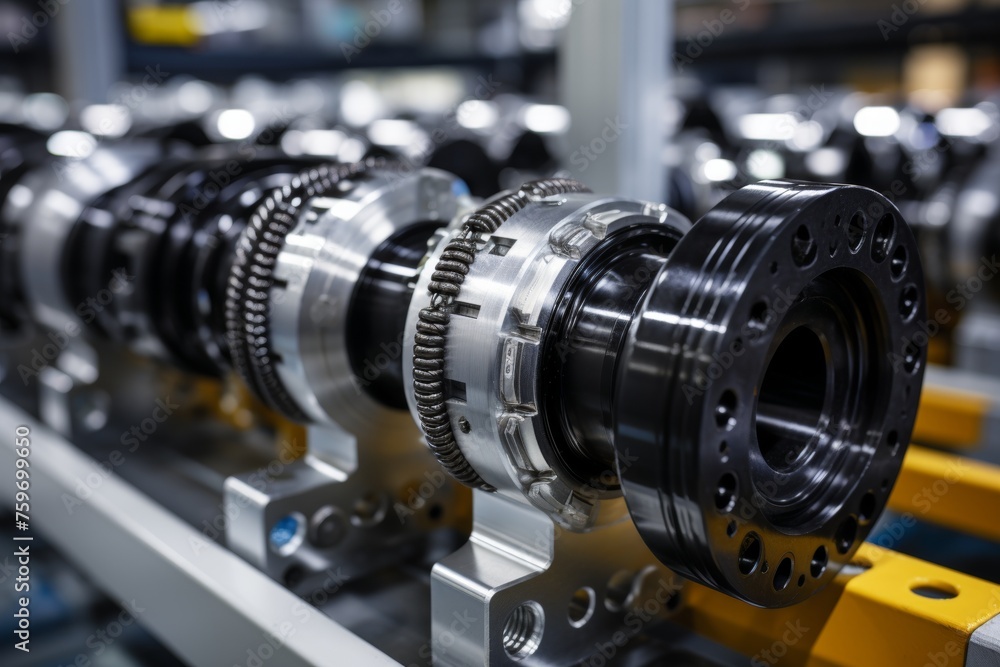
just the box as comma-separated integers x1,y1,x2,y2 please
913,385,989,450
889,445,1000,543
676,544,1000,666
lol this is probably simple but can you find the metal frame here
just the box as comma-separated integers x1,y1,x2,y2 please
0,397,400,667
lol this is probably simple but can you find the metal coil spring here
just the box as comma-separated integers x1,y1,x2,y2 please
225,157,392,421
412,177,591,490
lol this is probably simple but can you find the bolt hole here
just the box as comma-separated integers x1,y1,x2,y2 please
847,212,867,252
503,602,544,659
726,520,738,538
719,440,730,463
749,301,770,330
458,417,471,433
871,214,895,263
769,261,778,274
716,390,738,431
899,284,919,321
835,515,858,554
738,533,762,575
351,492,388,527
810,546,828,578
859,491,877,524
828,242,838,258
891,245,908,278
886,430,900,456
604,570,635,613
791,225,817,267
911,583,958,600
902,340,921,374
773,557,793,591
568,587,596,628
714,472,738,512
428,503,444,521
797,574,806,588
855,496,877,532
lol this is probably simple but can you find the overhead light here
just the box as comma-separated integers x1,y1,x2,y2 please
853,106,900,137
737,113,797,141
522,104,571,134
216,109,255,140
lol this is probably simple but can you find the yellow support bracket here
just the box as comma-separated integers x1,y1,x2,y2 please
889,445,1000,543
913,385,989,450
675,544,1000,666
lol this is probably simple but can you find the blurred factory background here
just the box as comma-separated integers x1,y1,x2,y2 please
2,1,1000,665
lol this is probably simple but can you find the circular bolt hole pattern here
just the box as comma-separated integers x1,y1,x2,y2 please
810,546,828,578
568,587,596,628
871,214,895,263
791,225,817,267
716,390,738,430
911,583,959,600
773,557,793,591
891,245,907,278
503,602,545,659
899,284,919,321
715,472,738,512
269,513,306,556
738,533,762,575
847,212,867,252
835,515,859,554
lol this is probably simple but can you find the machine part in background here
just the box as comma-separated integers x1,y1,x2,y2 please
407,179,927,608
224,167,477,586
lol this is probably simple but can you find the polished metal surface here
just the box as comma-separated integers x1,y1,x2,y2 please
431,490,680,666
967,611,1000,667
405,192,690,530
8,143,163,332
270,168,471,431
616,180,927,606
225,419,469,590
